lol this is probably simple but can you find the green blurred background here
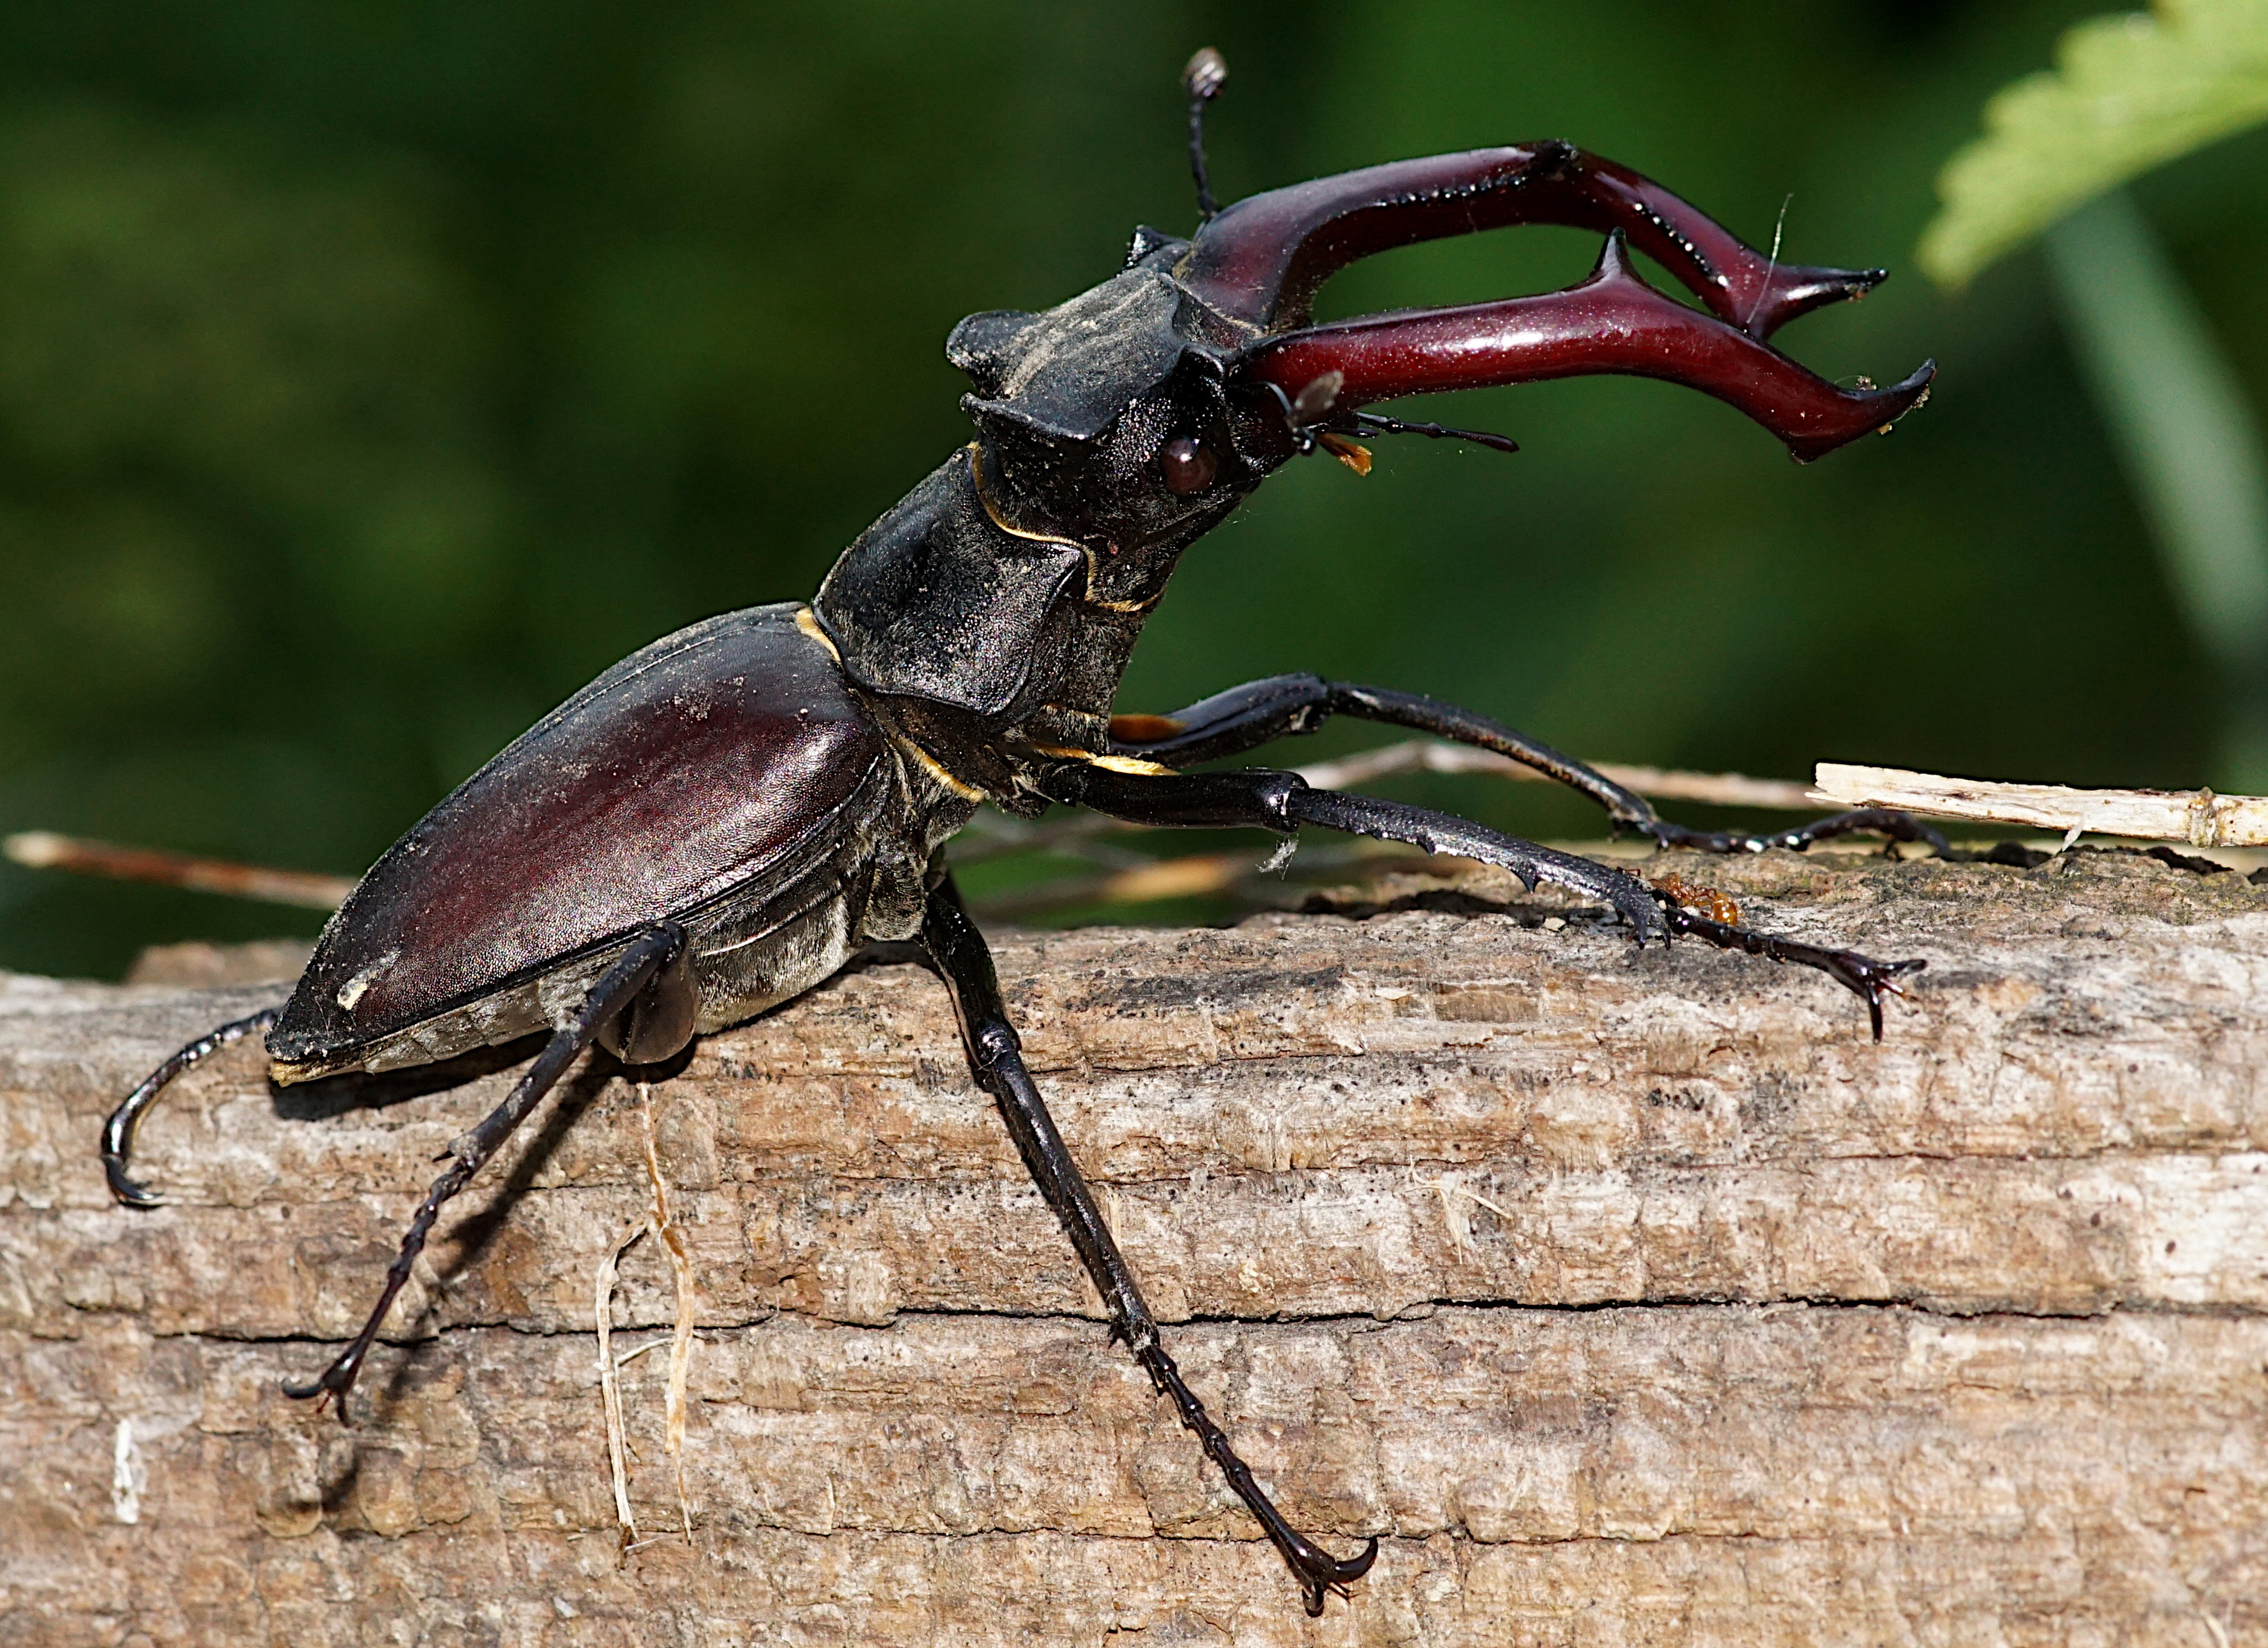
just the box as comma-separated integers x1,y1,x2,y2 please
0,0,2254,977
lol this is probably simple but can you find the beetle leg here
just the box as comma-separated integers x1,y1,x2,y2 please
920,875,1379,1616
1033,760,1924,1039
1111,675,1646,812
1631,807,1951,857
281,922,686,1422
1107,677,1951,858
103,1006,283,1207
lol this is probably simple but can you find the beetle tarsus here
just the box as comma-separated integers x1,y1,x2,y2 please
1137,1340,1381,1615
280,1352,364,1420
922,875,1377,1613
103,1006,283,1209
280,925,686,1417
1653,892,1925,1040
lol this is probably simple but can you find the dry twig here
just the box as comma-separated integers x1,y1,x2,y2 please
2,832,355,909
1293,742,1817,810
1813,762,2268,847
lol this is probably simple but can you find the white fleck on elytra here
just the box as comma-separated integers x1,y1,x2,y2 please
336,949,401,1011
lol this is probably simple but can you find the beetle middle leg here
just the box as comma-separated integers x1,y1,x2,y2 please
1036,758,1923,1039
282,921,692,1420
919,874,1379,1616
1109,675,1950,858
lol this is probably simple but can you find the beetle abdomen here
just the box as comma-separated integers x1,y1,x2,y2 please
269,603,888,1078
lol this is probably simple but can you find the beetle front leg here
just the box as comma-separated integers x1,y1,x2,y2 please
1108,675,1950,858
1112,674,1675,826
1637,806,1950,857
284,922,689,1421
1036,759,1923,1039
920,874,1378,1615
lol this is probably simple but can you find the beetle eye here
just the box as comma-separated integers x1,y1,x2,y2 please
1159,436,1218,495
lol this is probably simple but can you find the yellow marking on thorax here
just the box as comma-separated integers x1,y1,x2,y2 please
968,443,1080,548
1077,547,1165,615
897,735,989,802
1027,744,1177,777
802,604,984,801
967,445,1159,615
793,606,842,661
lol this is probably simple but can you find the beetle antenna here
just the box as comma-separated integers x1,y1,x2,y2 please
1257,379,1320,454
1183,47,1228,222
1354,410,1521,456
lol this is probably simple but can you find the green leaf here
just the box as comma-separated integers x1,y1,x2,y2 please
1919,0,2268,287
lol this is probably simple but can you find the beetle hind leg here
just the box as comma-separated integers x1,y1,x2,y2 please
595,931,699,1066
1135,1339,1380,1613
920,875,1378,1615
103,1006,282,1207
282,922,686,1420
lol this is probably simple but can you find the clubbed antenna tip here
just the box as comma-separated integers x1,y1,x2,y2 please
1183,45,1227,103
1183,47,1228,222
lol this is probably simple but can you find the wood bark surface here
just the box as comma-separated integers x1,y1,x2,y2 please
4,846,2267,1646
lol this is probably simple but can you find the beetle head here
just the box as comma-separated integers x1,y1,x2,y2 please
947,230,1289,572
946,141,1934,590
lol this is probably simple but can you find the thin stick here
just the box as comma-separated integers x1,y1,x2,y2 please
1293,741,1818,810
1085,850,1256,904
4,832,355,909
971,839,1421,918
1812,763,2268,848
6,750,1834,933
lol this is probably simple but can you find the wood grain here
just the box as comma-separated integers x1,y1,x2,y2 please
4,845,2266,1645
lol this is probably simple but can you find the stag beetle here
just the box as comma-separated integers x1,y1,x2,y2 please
104,53,1936,1616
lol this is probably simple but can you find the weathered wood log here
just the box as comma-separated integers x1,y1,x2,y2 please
4,846,2266,1645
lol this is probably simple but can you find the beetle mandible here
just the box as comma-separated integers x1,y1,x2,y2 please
104,52,1936,1616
